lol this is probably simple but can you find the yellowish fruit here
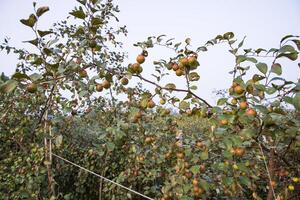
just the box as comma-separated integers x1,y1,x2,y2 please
176,152,184,159
233,164,238,170
79,69,87,78
145,137,152,144
160,98,166,105
192,178,199,186
288,184,294,191
121,77,129,85
292,177,299,183
231,98,237,105
175,69,184,76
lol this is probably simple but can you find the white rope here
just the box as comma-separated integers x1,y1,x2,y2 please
51,153,154,200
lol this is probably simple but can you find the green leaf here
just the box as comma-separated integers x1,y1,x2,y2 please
236,55,247,64
20,14,37,28
199,150,208,160
254,105,268,114
55,135,63,148
23,38,38,47
29,73,43,81
283,96,294,105
277,52,298,61
107,142,115,151
188,72,200,81
223,32,234,40
77,0,87,5
239,176,251,187
196,46,207,52
256,62,268,74
292,95,300,111
246,57,257,63
12,72,30,80
252,74,265,82
222,177,233,186
79,90,88,97
222,150,233,159
255,48,267,54
265,86,276,95
179,101,190,110
278,45,296,53
190,165,199,175
69,7,86,19
165,83,176,90
185,38,191,45
271,63,282,75
0,79,18,93
91,17,103,27
280,35,295,43
238,37,245,48
37,30,52,37
217,98,228,106
240,128,255,139
190,85,197,90
292,39,300,50
36,6,49,17
199,179,210,191
183,93,192,100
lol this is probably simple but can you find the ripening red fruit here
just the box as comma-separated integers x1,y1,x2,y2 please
26,83,37,93
234,147,245,156
136,54,145,64
192,178,199,186
199,164,206,173
220,119,229,126
96,84,103,92
239,101,248,110
179,57,189,66
147,100,156,108
135,111,143,119
131,63,141,73
102,79,111,89
234,85,244,94
246,108,257,117
172,63,179,71
176,152,184,159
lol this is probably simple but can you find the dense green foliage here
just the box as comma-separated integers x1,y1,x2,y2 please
1,0,300,199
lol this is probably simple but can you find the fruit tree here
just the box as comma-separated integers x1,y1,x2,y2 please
0,0,299,199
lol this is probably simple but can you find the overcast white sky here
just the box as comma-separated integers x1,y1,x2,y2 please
0,0,299,104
